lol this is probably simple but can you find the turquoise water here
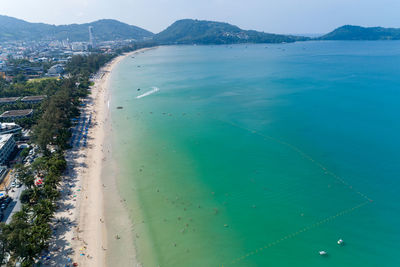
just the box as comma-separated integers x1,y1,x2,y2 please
109,42,400,267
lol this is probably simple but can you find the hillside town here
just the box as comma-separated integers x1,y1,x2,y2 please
0,28,137,83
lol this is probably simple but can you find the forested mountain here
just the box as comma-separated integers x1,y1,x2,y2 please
153,19,309,44
0,15,154,42
320,25,400,40
2,15,399,44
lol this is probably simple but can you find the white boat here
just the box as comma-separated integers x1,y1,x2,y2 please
337,239,344,245
319,251,328,256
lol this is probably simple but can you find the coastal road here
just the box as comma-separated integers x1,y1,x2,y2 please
4,184,25,224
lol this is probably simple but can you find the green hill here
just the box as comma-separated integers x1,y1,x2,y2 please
0,15,154,42
154,19,309,44
7,15,399,44
320,25,400,40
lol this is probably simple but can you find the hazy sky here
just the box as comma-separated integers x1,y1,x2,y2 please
1,0,399,34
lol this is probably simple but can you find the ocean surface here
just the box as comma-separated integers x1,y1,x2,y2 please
109,42,400,267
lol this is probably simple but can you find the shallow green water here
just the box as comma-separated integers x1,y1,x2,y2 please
109,42,400,266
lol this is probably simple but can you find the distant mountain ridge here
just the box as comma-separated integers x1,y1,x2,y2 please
320,25,400,40
0,15,154,42
1,15,400,44
154,19,309,44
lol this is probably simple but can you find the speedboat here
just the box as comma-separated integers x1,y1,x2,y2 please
319,251,328,256
337,239,344,245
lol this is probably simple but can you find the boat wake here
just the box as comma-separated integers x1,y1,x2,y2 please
136,87,160,99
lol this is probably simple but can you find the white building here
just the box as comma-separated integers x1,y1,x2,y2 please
0,123,22,135
47,64,64,76
0,134,16,164
89,26,96,48
71,42,88,51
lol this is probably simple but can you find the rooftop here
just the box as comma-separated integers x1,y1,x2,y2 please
0,134,13,149
0,109,33,118
0,97,20,103
0,122,21,130
21,95,47,102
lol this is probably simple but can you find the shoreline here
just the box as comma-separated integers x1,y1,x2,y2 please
45,48,154,266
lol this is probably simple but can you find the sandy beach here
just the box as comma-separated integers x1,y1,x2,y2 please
42,48,153,267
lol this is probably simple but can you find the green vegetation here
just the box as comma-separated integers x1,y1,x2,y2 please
319,25,400,40
19,147,30,158
0,151,66,266
0,78,69,129
3,14,400,44
6,58,52,75
0,78,61,98
0,52,118,266
114,41,159,54
27,77,59,84
153,19,309,44
0,15,154,42
0,56,115,129
66,53,116,78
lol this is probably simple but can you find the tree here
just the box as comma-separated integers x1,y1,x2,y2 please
20,189,33,204
0,223,9,266
20,147,30,158
15,165,34,189
0,44,125,266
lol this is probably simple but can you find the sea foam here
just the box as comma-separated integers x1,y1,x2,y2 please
136,87,160,99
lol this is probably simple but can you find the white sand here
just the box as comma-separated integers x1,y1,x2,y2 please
45,49,153,267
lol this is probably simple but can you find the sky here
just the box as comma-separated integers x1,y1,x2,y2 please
0,0,400,34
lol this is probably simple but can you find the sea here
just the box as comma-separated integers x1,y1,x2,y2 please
108,41,400,267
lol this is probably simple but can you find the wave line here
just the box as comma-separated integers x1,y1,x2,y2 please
136,87,160,99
